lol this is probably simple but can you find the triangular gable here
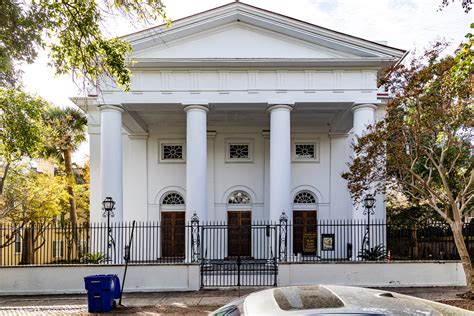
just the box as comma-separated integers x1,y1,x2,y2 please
124,2,405,61
133,23,354,59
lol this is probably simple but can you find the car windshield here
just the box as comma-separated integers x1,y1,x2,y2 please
210,297,245,316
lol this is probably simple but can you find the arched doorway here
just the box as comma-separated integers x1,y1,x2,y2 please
160,192,185,258
292,190,318,256
227,191,252,258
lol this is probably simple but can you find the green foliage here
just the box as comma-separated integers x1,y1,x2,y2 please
74,182,90,221
42,106,88,227
439,0,472,12
1,1,169,89
343,42,473,290
0,1,47,87
42,106,87,156
358,244,386,261
81,252,107,264
343,43,473,220
1,167,69,225
451,24,473,90
0,88,48,163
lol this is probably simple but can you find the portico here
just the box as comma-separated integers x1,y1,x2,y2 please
89,98,383,223
73,2,405,259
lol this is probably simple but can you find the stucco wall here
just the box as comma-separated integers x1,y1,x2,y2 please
278,262,466,287
0,262,465,295
0,264,200,295
133,126,355,223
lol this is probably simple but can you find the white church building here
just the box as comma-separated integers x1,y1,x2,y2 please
73,2,405,258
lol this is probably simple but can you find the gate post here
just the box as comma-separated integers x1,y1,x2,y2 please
190,213,200,263
279,212,288,261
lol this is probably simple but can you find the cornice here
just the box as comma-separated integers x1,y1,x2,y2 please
128,58,397,70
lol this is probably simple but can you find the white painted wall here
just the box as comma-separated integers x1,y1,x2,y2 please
147,131,187,222
89,123,361,223
0,265,200,295
124,125,355,223
123,136,148,222
278,262,467,287
0,263,465,295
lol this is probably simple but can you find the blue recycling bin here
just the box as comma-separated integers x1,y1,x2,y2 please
84,274,121,313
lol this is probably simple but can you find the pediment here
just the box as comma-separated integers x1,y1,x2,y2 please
125,2,405,65
132,23,353,59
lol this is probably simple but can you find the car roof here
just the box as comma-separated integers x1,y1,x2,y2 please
242,285,473,315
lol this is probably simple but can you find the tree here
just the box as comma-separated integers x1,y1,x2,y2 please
342,43,473,294
1,1,168,90
0,167,68,264
42,107,87,256
0,88,48,193
440,0,472,12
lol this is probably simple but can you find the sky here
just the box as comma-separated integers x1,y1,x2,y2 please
19,0,472,162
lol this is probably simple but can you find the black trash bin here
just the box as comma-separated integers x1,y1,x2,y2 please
84,274,121,313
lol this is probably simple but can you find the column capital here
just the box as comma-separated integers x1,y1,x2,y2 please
98,104,124,112
207,130,217,139
267,103,294,112
351,103,377,112
128,133,149,139
183,104,209,112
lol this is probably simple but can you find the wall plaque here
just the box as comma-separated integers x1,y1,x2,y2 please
303,232,317,254
322,234,335,251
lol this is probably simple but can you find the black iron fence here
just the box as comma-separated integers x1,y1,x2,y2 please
1,218,473,266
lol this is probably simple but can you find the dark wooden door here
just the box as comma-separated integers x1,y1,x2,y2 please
161,211,185,258
293,211,317,255
228,211,252,257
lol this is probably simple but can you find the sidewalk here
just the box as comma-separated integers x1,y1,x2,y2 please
0,286,469,315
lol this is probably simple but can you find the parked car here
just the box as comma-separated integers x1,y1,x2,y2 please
210,285,472,315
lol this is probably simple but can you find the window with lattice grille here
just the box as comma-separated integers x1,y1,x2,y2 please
229,144,249,159
292,140,319,162
293,191,316,204
228,191,251,204
161,192,185,205
226,139,253,162
159,141,185,162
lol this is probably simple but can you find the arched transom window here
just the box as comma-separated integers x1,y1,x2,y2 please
293,191,316,204
228,191,251,204
161,192,185,205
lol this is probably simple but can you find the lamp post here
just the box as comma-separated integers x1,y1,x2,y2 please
102,197,116,262
363,194,376,250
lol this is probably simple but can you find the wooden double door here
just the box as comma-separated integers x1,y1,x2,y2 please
228,211,252,257
161,211,185,258
293,211,317,255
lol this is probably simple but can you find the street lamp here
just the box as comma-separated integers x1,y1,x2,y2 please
102,197,116,262
363,194,376,250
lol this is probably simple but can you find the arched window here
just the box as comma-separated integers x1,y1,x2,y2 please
228,191,251,204
293,191,316,204
161,192,185,205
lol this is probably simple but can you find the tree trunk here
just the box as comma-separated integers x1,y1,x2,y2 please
64,149,82,259
450,222,473,296
0,162,11,195
20,225,34,265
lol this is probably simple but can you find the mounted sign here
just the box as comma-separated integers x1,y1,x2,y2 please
303,232,317,254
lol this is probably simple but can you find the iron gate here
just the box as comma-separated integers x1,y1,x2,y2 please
199,222,279,288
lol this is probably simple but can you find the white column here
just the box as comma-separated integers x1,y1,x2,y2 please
98,104,124,222
268,104,293,221
351,103,378,259
184,104,209,222
352,103,376,138
351,103,376,222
